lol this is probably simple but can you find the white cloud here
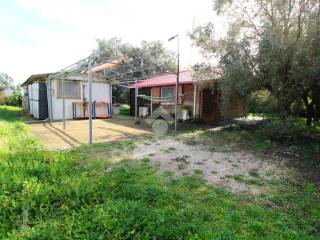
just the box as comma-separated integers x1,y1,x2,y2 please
1,0,218,83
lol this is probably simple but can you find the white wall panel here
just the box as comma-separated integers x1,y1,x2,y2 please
28,85,33,115
32,100,39,118
32,83,39,101
91,82,110,102
51,80,111,120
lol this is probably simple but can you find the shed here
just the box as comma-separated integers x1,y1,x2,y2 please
21,73,51,119
128,70,245,124
22,73,112,120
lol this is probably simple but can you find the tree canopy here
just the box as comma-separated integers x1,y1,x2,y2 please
190,0,320,126
94,38,175,103
0,73,14,91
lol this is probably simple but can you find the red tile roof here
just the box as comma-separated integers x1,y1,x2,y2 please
128,71,193,88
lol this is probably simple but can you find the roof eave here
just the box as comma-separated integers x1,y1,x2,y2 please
21,73,52,87
128,81,193,89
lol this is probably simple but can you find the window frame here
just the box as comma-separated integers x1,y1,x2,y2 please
160,86,175,104
56,80,81,99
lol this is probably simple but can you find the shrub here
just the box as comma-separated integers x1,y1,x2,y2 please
4,91,22,106
119,108,130,115
247,90,278,114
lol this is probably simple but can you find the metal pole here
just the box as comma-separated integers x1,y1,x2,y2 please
193,84,197,117
109,83,112,115
62,73,66,130
175,35,180,131
47,77,52,120
150,89,153,115
88,58,93,144
50,78,53,120
135,79,138,121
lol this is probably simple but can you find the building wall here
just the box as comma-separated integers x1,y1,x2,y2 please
26,82,48,120
130,84,198,117
199,88,245,123
129,87,151,116
182,84,194,106
50,79,111,120
200,88,221,123
22,86,29,111
223,91,245,119
129,83,245,123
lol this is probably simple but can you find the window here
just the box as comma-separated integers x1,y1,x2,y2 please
57,80,81,99
161,87,175,103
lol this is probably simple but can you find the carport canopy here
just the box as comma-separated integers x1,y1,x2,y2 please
49,52,176,145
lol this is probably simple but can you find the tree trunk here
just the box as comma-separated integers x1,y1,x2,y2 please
278,94,292,125
313,91,320,124
302,95,314,127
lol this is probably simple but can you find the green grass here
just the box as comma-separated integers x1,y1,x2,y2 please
231,174,264,186
177,163,187,170
207,116,320,167
0,106,320,239
193,169,203,175
0,105,22,122
118,108,130,116
249,169,260,178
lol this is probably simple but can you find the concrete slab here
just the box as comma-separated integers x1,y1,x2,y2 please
28,115,152,150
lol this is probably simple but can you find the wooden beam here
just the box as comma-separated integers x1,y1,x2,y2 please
91,59,124,73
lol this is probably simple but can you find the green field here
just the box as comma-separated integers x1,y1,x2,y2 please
0,106,319,239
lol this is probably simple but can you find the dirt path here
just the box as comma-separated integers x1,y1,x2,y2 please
133,137,288,194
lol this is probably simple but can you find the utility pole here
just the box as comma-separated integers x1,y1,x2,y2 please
140,58,145,116
168,34,180,131
175,36,180,131
134,79,138,122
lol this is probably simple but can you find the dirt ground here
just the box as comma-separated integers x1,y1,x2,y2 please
28,114,293,194
28,115,152,150
133,136,289,194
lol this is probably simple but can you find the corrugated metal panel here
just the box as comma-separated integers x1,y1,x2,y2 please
32,83,39,101
28,85,33,115
32,100,39,118
128,71,193,88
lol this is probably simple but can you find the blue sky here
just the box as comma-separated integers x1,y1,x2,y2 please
0,0,220,83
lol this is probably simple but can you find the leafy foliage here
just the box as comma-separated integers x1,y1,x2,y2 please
95,38,175,103
247,90,278,113
190,0,320,126
0,73,13,91
0,73,15,105
4,89,22,106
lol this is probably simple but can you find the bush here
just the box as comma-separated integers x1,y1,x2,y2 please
119,108,130,115
4,91,22,106
0,92,5,105
290,98,306,117
247,90,278,114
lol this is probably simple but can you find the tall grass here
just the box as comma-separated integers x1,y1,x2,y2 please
0,106,319,239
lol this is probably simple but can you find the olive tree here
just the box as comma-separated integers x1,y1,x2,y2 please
190,0,320,125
